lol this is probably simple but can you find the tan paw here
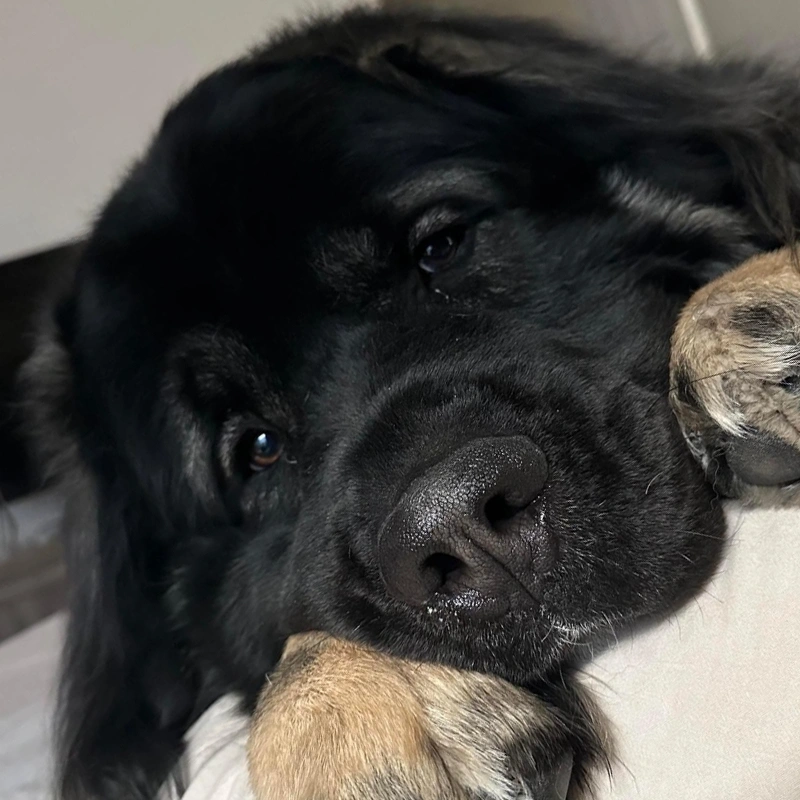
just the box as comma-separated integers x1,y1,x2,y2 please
670,247,800,502
247,633,598,800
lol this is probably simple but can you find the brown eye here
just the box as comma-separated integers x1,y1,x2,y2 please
248,430,283,471
415,227,465,274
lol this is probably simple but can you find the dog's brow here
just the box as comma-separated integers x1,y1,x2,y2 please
388,165,501,212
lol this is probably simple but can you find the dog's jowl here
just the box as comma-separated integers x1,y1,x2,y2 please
23,7,800,799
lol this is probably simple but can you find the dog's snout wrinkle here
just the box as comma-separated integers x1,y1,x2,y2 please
377,436,551,620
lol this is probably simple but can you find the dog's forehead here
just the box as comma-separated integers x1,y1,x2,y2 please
120,62,527,316
159,58,504,215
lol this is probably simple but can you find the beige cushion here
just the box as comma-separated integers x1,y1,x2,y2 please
586,505,800,799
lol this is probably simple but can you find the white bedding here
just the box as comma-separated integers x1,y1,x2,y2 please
0,613,61,800
2,505,799,800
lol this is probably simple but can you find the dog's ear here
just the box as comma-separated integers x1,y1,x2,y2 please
19,304,196,800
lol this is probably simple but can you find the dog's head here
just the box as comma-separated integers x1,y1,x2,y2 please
29,8,800,798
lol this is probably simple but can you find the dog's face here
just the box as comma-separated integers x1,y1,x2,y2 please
38,11,800,798
52,28,739,702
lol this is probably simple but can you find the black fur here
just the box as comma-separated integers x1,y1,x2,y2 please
22,7,800,799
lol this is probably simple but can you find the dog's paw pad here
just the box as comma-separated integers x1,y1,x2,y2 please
670,248,800,500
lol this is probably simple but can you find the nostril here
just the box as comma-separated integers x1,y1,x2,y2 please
421,552,467,595
484,492,527,526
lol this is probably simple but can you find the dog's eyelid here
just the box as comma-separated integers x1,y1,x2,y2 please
387,164,504,213
408,208,465,249
406,203,492,251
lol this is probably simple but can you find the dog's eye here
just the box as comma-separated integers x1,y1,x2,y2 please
247,430,283,471
415,227,465,274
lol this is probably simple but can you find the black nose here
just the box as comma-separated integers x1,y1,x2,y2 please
377,436,550,620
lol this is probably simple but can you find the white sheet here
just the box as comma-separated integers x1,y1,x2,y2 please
0,613,62,800
2,505,798,799
585,504,800,800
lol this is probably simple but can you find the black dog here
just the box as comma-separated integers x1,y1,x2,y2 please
22,7,800,799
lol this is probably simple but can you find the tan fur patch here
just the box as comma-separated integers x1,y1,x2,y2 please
670,247,800,502
248,633,458,800
247,633,584,800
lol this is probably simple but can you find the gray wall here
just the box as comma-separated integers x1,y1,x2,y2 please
389,0,800,57
1,0,367,262
700,0,800,54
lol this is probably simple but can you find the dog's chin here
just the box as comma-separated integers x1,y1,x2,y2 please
358,603,608,685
